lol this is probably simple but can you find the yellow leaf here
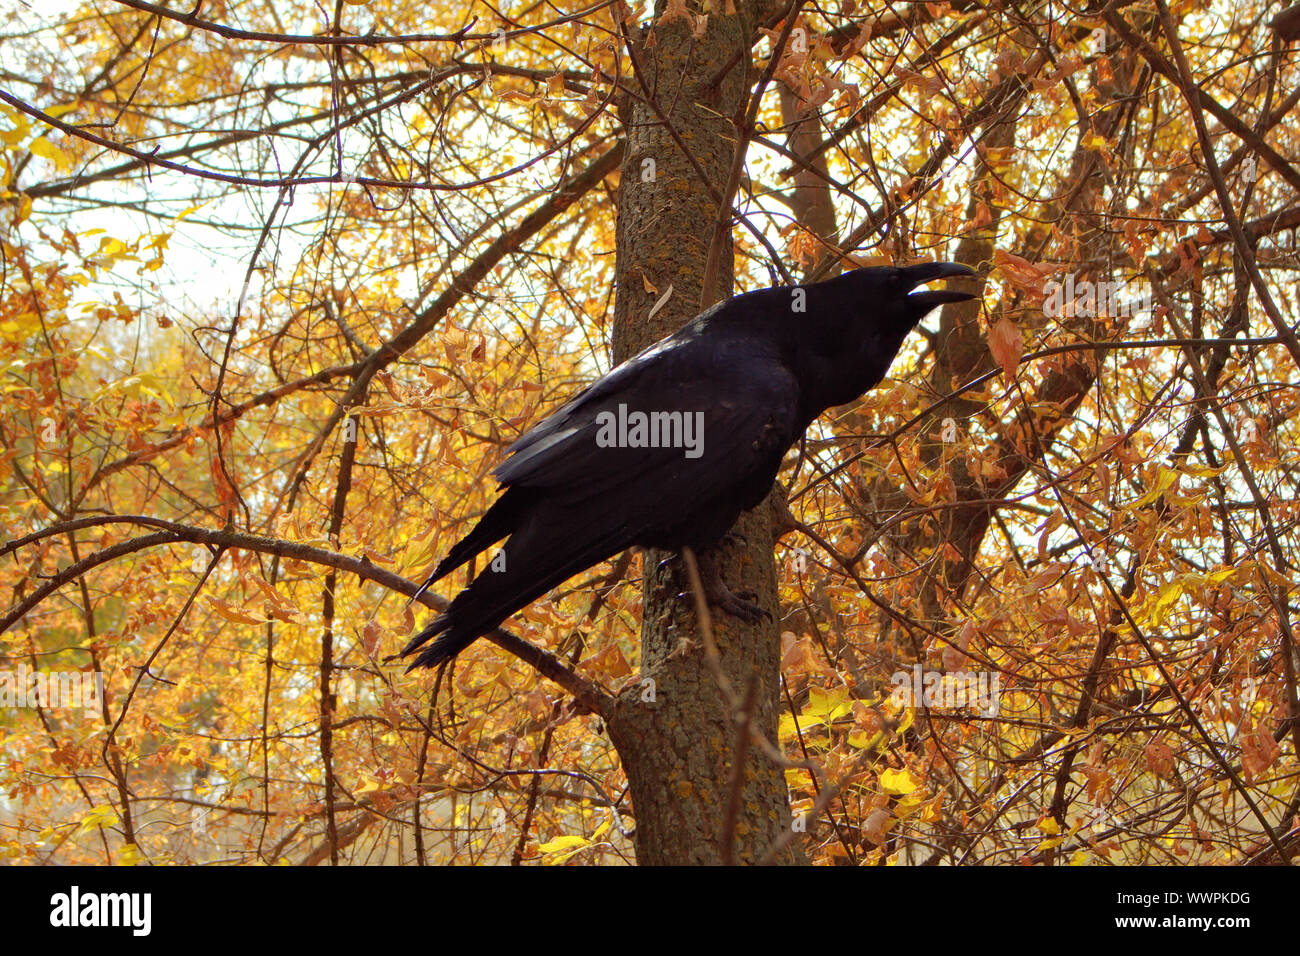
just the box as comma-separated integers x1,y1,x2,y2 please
1206,566,1235,585
879,767,919,795
1130,466,1177,507
0,104,29,144
114,843,143,866
1149,581,1183,617
1080,131,1111,152
536,834,589,853
77,805,118,834
29,136,70,170
895,705,915,734
0,312,40,340
0,123,27,146
174,200,211,221
536,833,593,863
800,685,851,726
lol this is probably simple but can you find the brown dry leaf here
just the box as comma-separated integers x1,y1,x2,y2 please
362,619,383,656
863,807,891,845
988,316,1023,379
591,643,632,679
1145,739,1175,778
780,631,804,670
1037,511,1064,562
657,0,692,28
843,253,891,269
205,596,269,625
1241,730,1280,781
941,619,977,672
241,573,307,623
993,249,1055,296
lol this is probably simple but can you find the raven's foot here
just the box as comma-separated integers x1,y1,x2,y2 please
693,549,770,623
719,529,749,548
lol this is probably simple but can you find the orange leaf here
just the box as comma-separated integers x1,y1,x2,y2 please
993,249,1055,296
205,596,269,625
988,317,1022,379
1241,730,1280,781
1145,739,1175,778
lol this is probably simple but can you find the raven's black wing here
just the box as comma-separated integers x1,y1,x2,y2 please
493,331,800,525
492,306,725,484
402,332,801,668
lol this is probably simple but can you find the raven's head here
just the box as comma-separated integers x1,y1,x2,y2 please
791,261,980,418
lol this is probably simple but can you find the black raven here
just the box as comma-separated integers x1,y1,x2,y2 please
401,262,977,668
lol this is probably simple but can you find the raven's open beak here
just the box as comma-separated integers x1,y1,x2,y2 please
902,261,979,310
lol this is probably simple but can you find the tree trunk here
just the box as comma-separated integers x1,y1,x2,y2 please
602,0,804,865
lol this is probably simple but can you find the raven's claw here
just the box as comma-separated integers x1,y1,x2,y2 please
707,587,771,622
692,548,771,622
719,530,749,548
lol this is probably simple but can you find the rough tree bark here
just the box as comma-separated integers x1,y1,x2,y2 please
601,0,804,865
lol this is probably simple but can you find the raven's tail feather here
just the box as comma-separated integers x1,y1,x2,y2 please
423,486,533,585
400,614,466,671
402,507,628,670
